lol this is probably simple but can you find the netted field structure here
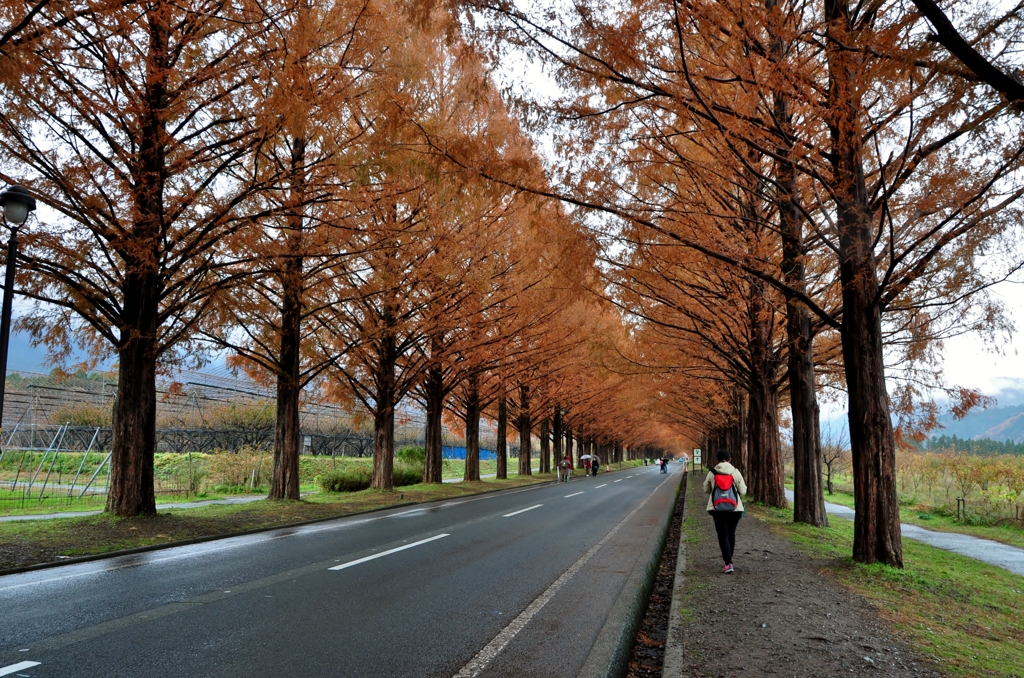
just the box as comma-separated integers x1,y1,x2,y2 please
1,369,498,456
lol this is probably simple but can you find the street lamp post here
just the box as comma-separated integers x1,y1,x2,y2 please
0,185,37,430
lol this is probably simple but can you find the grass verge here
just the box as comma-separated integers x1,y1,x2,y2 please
753,503,1024,677
0,474,555,572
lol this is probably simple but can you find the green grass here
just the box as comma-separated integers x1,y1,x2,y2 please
755,504,1024,677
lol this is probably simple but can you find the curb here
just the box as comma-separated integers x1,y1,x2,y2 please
661,472,691,677
0,475,568,578
577,468,686,678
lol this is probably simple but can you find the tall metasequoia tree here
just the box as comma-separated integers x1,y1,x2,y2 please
323,193,435,489
203,0,379,500
0,0,272,515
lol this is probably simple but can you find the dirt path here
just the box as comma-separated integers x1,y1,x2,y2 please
672,475,942,677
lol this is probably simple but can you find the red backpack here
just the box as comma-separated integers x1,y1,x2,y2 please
711,470,739,511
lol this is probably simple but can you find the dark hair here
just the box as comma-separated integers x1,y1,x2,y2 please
716,449,731,462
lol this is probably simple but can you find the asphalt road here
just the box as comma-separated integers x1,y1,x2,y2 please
0,464,683,677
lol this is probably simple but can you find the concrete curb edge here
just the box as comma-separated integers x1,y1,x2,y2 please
578,469,686,678
660,472,691,677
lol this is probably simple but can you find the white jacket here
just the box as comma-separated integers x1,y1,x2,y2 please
703,462,747,512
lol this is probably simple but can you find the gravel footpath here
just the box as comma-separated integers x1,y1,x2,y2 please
666,475,942,677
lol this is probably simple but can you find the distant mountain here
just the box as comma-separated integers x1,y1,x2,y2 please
934,387,1024,443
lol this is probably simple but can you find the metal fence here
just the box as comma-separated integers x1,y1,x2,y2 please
0,424,380,456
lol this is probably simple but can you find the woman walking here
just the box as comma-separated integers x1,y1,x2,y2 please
703,449,747,574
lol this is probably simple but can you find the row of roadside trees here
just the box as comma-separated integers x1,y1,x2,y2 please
0,0,690,516
462,0,1024,567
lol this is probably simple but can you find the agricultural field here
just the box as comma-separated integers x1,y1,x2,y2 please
815,448,1024,536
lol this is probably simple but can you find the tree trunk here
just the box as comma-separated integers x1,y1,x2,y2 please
540,417,550,474
496,394,507,479
777,141,827,525
107,324,158,516
270,136,305,501
371,331,397,490
826,0,903,567
423,362,444,484
106,10,165,517
518,383,531,476
747,284,786,507
463,373,481,482
270,288,301,499
552,406,563,464
748,375,786,506
729,390,747,474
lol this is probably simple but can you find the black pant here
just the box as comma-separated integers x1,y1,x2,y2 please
710,511,742,564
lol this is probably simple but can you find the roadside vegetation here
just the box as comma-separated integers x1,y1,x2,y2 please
755,505,1024,677
799,445,1024,544
0,446,552,516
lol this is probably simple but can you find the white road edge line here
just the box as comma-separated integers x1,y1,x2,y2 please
595,484,607,488
0,661,41,676
452,470,672,678
503,504,543,518
564,492,584,498
328,534,449,571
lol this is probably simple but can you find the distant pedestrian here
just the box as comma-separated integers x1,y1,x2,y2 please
703,449,747,574
559,455,572,482
659,457,668,473
591,454,600,476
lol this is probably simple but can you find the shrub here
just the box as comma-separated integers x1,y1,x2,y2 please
319,463,422,491
153,452,207,496
320,468,372,492
205,448,269,488
48,402,112,427
396,446,424,466
393,465,423,487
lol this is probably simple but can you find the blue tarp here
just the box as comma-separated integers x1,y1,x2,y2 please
442,445,496,460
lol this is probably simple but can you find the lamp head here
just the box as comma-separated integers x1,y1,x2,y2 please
0,185,36,226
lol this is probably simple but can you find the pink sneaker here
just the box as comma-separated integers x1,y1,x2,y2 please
725,564,734,574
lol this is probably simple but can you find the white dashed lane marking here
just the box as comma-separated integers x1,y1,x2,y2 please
329,534,449,571
503,505,543,518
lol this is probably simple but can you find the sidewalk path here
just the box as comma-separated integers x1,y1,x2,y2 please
668,478,940,677
784,489,1024,576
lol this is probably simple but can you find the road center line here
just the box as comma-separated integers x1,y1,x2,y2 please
564,492,584,498
614,479,623,483
595,484,607,488
503,504,543,518
328,534,449,571
0,662,41,676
